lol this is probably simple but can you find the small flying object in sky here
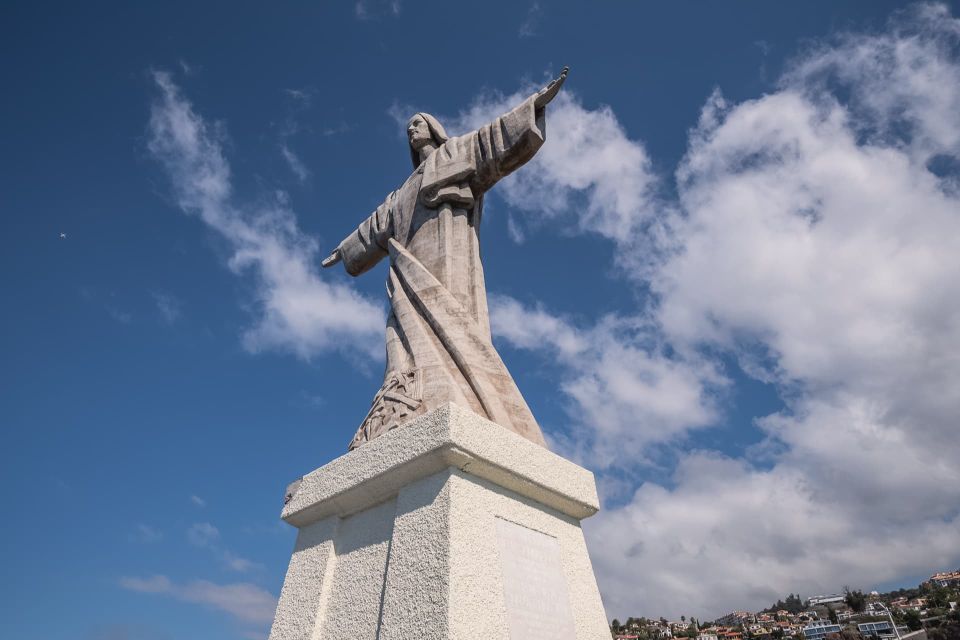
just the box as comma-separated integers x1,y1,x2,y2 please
60,232,66,239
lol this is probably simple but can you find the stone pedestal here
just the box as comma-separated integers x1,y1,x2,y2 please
268,403,610,640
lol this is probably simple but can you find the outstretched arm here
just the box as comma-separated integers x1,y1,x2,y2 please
321,248,341,268
320,190,397,276
465,66,569,195
534,66,569,109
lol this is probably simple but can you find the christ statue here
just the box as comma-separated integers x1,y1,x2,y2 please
322,68,568,451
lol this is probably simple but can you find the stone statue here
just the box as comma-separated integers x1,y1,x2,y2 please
322,67,569,451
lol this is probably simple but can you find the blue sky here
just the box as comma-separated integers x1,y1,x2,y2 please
4,2,960,638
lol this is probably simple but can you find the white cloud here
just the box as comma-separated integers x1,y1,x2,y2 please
120,575,172,593
604,4,960,618
152,292,182,324
186,522,259,572
280,144,309,183
190,494,206,507
354,0,400,21
505,215,525,244
222,551,261,573
186,522,219,547
518,2,542,38
120,574,277,625
491,295,725,468
148,71,383,361
449,83,663,271
107,307,133,324
467,3,960,620
130,524,163,544
588,449,960,620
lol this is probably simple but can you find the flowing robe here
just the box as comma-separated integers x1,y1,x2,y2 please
336,93,549,450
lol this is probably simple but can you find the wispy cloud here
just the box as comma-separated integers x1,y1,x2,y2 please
354,0,400,21
148,71,383,361
320,121,352,137
222,551,260,573
506,215,525,244
190,494,206,508
283,88,311,105
107,307,133,324
178,59,197,76
280,144,309,183
152,291,182,324
518,2,542,38
120,575,277,625
186,522,219,547
186,522,261,572
130,524,163,544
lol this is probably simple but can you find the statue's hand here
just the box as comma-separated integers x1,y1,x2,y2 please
321,247,342,268
534,66,569,108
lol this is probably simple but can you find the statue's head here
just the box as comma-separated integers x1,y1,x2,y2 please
407,112,448,167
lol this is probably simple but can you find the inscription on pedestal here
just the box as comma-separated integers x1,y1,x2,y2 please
495,517,577,639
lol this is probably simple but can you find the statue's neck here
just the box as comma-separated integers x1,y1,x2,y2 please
417,142,437,164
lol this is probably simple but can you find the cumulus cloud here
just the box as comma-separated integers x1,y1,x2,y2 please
490,295,725,467
588,450,960,620
148,71,383,360
448,82,663,271
464,3,960,620
595,6,960,618
120,574,277,625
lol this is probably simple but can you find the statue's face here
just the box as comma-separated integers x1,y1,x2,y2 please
407,116,432,150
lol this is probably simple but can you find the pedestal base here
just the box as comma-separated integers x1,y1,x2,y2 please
268,403,609,640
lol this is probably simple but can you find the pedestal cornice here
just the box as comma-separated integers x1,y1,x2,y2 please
282,402,599,527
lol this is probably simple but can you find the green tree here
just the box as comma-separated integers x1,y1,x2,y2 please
792,594,806,614
611,619,623,638
926,620,960,640
929,585,952,609
828,605,839,624
903,610,922,632
844,587,867,613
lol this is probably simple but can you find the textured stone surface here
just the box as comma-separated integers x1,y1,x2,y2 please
268,403,608,640
321,70,568,451
282,402,599,526
267,518,336,640
317,499,396,637
446,470,608,639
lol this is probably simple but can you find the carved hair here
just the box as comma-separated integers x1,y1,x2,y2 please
407,112,449,168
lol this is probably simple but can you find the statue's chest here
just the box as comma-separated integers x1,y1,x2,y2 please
399,167,479,246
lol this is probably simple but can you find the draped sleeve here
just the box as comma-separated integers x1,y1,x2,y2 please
337,189,397,276
469,92,546,194
419,93,546,208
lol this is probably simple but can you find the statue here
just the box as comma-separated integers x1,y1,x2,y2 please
322,67,569,451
